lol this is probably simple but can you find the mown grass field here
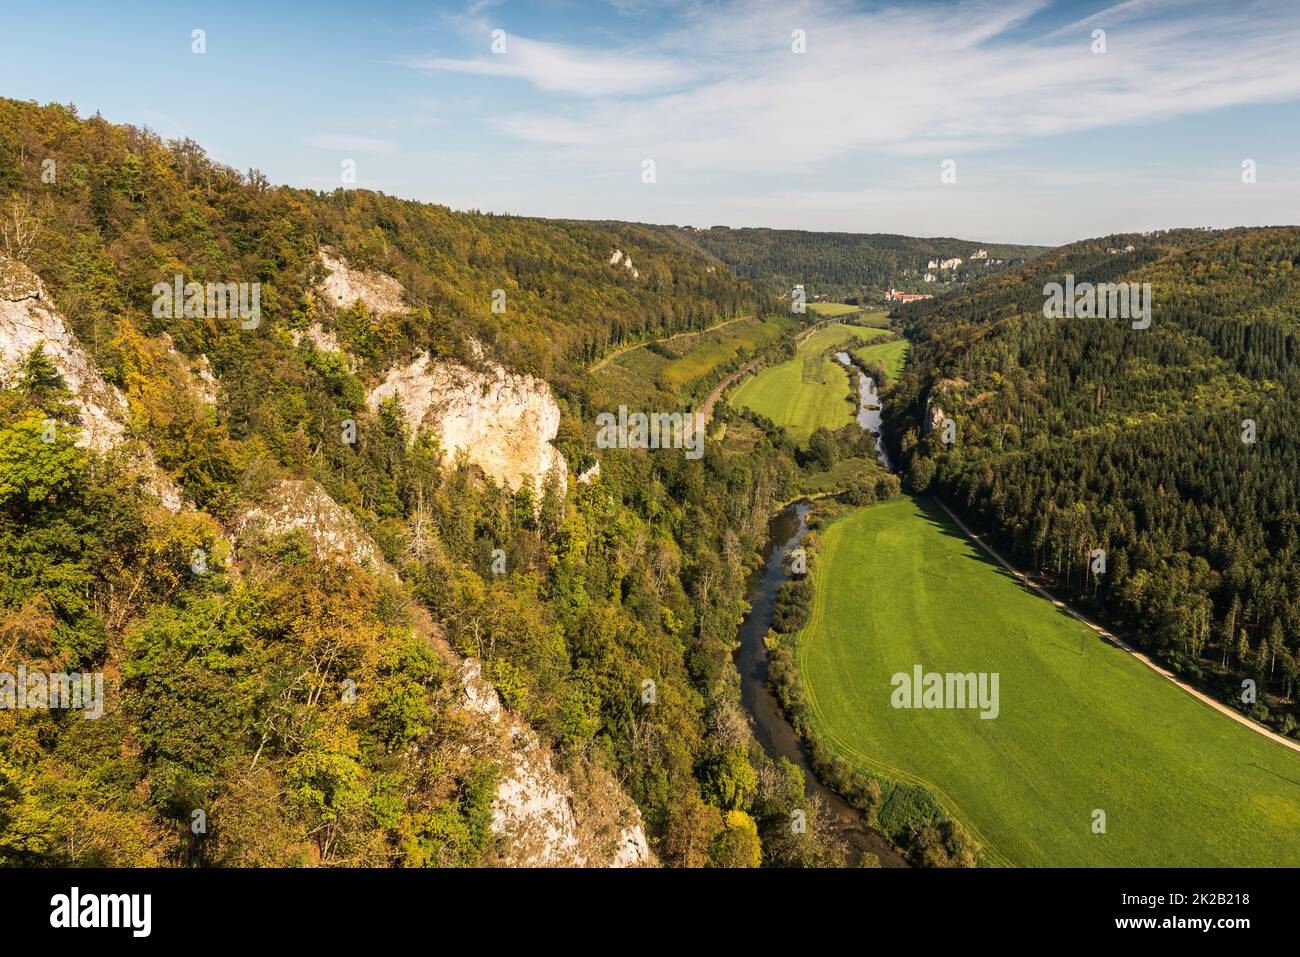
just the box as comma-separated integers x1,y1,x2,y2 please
798,496,1300,866
732,322,887,445
854,336,909,382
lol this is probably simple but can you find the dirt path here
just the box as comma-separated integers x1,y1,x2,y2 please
698,361,759,420
933,497,1300,757
589,314,754,372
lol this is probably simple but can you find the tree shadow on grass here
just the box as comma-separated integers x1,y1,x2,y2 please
912,495,1092,656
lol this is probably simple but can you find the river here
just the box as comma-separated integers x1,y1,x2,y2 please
836,351,892,469
732,353,906,866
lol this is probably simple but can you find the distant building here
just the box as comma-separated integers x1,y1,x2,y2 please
885,288,933,303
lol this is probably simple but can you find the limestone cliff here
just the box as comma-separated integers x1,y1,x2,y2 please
228,479,395,576
230,478,652,868
0,256,126,452
318,248,407,314
0,255,183,510
367,351,568,499
461,658,653,868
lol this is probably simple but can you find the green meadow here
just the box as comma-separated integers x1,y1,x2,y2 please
806,302,860,316
732,322,887,445
854,336,909,382
798,496,1300,866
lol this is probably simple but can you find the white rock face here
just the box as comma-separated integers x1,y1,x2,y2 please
0,256,183,510
289,322,342,354
460,658,654,868
0,257,127,452
318,248,406,314
613,826,654,867
232,483,653,868
576,460,601,485
368,352,568,499
229,478,393,574
608,248,639,279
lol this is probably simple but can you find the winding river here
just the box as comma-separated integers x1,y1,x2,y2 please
836,351,892,470
733,353,906,866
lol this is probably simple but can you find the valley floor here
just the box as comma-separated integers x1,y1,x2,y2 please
797,496,1300,867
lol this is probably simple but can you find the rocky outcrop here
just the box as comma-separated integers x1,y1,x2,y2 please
367,352,567,499
923,378,964,436
289,322,343,355
159,332,220,405
228,479,394,575
318,248,406,314
0,256,183,510
0,256,127,452
461,658,654,868
231,477,653,867
608,248,639,279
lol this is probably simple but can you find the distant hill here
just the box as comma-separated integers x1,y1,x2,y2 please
666,225,1049,302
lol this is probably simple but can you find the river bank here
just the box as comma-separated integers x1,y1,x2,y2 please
734,502,907,866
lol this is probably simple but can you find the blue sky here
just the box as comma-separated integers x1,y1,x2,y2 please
3,0,1298,245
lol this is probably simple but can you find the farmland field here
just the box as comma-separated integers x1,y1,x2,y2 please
797,496,1300,866
732,322,887,445
806,302,860,316
594,315,793,409
853,336,909,382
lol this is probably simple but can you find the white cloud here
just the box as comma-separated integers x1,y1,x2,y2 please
416,0,1300,175
410,33,699,96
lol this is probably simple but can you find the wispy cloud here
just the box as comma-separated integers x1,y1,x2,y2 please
304,134,399,155
411,0,1300,175
409,34,699,96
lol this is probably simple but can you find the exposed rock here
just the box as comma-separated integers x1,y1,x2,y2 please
230,479,653,868
0,256,126,452
289,322,342,354
925,400,946,436
576,460,601,485
607,248,639,279
228,478,394,575
367,351,568,499
613,826,653,867
923,378,963,436
0,256,184,510
460,657,655,868
318,248,407,315
158,332,220,405
460,657,503,722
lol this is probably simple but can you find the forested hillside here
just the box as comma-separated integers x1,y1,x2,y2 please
672,225,1047,301
0,97,841,866
890,226,1300,740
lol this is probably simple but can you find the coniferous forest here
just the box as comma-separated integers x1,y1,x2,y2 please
890,227,1300,738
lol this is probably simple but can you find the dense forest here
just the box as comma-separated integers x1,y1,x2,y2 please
673,225,1047,301
0,97,852,866
889,226,1300,740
